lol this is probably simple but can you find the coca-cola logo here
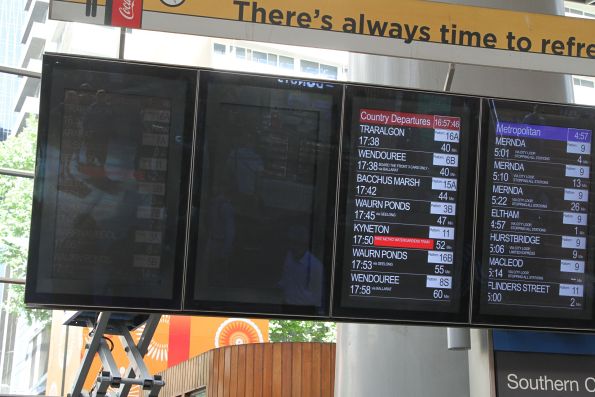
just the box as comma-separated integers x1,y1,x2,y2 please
119,0,135,20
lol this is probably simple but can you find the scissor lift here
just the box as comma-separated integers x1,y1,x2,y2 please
66,312,165,397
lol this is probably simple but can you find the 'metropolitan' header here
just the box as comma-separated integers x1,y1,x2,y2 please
496,122,593,142
50,0,595,75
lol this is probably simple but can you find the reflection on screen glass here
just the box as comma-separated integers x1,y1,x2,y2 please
27,57,193,310
53,90,171,287
476,99,595,327
191,72,340,316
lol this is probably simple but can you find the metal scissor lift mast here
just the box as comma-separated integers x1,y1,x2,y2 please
67,312,165,397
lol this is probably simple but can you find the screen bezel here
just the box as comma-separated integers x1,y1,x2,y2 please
24,54,197,311
471,97,595,331
183,70,344,318
331,84,480,325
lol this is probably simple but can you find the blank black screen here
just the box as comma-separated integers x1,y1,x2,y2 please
186,72,342,317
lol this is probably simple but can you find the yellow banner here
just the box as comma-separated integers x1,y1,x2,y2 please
52,0,595,72
136,0,595,59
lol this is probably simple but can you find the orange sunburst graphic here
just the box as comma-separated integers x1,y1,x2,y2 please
215,318,264,348
134,315,170,362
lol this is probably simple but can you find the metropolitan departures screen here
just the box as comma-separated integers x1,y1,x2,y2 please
334,86,478,323
476,99,595,328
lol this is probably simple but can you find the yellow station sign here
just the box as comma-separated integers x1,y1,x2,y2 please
50,0,595,75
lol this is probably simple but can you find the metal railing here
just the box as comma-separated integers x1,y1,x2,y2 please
0,65,41,79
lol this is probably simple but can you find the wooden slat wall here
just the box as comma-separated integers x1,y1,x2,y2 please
158,349,214,397
158,343,336,397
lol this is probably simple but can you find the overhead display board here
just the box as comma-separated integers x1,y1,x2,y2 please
473,99,595,330
184,71,342,318
26,54,595,332
332,85,478,324
49,0,595,75
25,54,196,310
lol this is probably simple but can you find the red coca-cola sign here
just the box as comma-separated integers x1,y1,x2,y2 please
111,0,142,28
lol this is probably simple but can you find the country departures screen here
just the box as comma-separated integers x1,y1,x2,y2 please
332,85,479,324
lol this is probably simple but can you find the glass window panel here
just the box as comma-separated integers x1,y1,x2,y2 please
213,43,226,55
253,51,268,64
0,292,51,395
0,72,21,136
0,0,28,69
0,174,33,281
0,70,40,164
279,56,294,70
236,47,246,59
320,64,338,80
300,60,319,75
267,53,278,66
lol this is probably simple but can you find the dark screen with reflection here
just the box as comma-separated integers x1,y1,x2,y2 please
26,56,194,310
53,90,171,283
188,72,341,316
